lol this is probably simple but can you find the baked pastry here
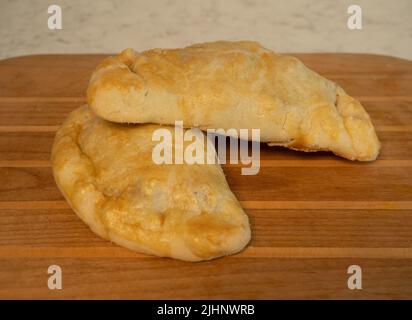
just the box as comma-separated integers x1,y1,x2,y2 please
51,106,250,261
88,40,380,161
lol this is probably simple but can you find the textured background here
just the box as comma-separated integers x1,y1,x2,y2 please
0,0,411,60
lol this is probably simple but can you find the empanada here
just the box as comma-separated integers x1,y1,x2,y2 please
51,106,250,261
88,40,380,161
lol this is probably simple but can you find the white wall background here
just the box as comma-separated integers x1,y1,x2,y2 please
0,0,411,60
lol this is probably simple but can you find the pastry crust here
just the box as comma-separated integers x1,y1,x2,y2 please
88,41,380,161
51,106,250,261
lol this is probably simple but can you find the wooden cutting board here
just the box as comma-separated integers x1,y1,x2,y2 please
0,53,411,299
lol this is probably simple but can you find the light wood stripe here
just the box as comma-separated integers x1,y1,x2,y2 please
0,124,410,133
241,201,412,210
238,247,412,259
375,125,412,132
328,74,412,79
226,159,412,167
1,200,412,210
1,159,412,168
0,125,58,132
0,246,410,259
0,97,86,103
357,96,412,102
0,160,51,167
0,201,70,209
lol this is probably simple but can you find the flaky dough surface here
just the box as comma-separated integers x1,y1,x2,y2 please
51,106,250,261
88,40,380,161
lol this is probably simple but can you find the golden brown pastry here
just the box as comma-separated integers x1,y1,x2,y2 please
51,106,250,261
88,40,380,161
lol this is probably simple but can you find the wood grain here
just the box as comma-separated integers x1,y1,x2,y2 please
1,258,411,299
0,53,411,299
1,208,412,248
